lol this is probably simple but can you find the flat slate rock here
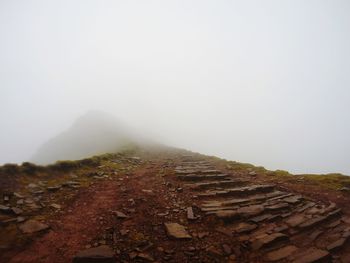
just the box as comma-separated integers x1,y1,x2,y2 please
214,185,275,196
291,248,330,263
164,223,191,239
73,245,115,263
283,195,303,204
251,233,289,251
19,219,49,234
326,237,348,252
265,202,290,211
265,245,297,261
298,215,328,230
232,222,257,233
286,214,306,227
250,214,273,223
47,185,61,191
237,205,265,217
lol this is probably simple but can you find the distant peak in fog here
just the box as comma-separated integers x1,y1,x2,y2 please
31,111,135,164
74,110,125,128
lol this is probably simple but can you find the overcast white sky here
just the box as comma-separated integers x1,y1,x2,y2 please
1,0,350,174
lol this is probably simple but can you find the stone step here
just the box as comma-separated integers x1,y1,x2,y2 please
298,208,341,230
176,167,214,172
251,232,289,251
200,191,287,208
213,204,265,222
177,174,230,181
186,179,248,190
175,169,221,175
197,184,275,198
201,205,240,212
180,161,208,165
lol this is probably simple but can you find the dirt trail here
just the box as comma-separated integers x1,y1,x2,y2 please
7,179,123,263
4,163,175,263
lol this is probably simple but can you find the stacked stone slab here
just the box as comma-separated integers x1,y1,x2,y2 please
173,155,350,262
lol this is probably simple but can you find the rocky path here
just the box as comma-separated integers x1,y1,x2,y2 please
169,155,350,262
1,153,350,262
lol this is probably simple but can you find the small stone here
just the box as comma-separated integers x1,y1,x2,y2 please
25,198,34,204
114,211,128,219
50,203,61,209
222,244,232,255
120,229,129,236
188,246,196,252
198,232,209,239
206,246,223,256
14,192,24,198
187,207,196,220
340,187,350,192
17,216,26,223
249,171,257,176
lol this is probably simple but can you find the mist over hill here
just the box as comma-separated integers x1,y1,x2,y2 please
31,111,139,164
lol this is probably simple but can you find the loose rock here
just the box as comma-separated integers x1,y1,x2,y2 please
164,223,191,239
19,220,49,234
73,245,115,263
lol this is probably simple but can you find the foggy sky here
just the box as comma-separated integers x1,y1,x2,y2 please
1,0,350,175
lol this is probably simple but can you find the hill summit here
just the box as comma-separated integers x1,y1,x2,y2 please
31,111,134,164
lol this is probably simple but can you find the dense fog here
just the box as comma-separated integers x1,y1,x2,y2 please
1,1,350,174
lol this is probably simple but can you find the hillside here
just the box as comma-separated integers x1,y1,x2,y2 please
1,147,350,262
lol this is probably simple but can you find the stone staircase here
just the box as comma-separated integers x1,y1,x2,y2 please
171,155,350,263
